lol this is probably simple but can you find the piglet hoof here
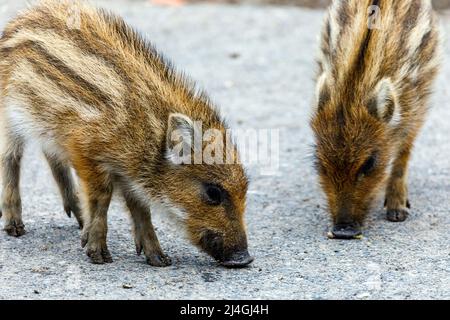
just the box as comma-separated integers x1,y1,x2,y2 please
386,208,409,222
4,220,26,237
86,246,113,264
64,204,84,229
81,230,89,248
146,252,172,267
82,230,112,264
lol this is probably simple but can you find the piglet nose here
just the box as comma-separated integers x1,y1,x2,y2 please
330,222,362,240
221,250,254,268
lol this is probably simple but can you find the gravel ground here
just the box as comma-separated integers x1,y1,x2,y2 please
0,0,450,300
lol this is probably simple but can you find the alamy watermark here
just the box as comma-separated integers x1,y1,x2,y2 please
368,5,382,30
167,120,280,176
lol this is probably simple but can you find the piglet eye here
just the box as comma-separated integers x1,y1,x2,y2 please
203,184,224,206
359,154,377,176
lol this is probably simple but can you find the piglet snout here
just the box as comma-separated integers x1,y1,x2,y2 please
330,223,362,240
221,249,254,268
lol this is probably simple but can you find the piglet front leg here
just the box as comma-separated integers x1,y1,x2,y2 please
123,192,172,267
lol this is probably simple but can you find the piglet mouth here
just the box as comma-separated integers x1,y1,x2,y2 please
329,223,362,240
200,230,226,262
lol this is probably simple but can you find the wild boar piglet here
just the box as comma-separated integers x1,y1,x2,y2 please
0,0,253,267
311,0,441,239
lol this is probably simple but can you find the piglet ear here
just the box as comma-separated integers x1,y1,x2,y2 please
166,113,195,165
367,78,400,125
315,73,331,111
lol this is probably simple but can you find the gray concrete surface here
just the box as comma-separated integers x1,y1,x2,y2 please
0,0,450,300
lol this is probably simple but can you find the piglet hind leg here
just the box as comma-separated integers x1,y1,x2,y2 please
77,162,113,264
1,135,25,237
44,152,84,229
385,144,413,222
123,192,172,267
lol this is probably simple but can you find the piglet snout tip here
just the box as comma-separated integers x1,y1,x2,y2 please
330,223,362,240
221,250,254,268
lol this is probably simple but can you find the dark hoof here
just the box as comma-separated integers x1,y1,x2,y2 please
136,244,143,256
82,230,112,264
87,247,113,264
386,208,409,222
75,218,84,230
330,224,362,240
4,220,26,237
81,231,89,248
64,203,84,229
64,205,72,218
146,252,172,267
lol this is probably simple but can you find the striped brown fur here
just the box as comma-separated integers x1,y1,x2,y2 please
311,0,441,238
0,0,252,267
